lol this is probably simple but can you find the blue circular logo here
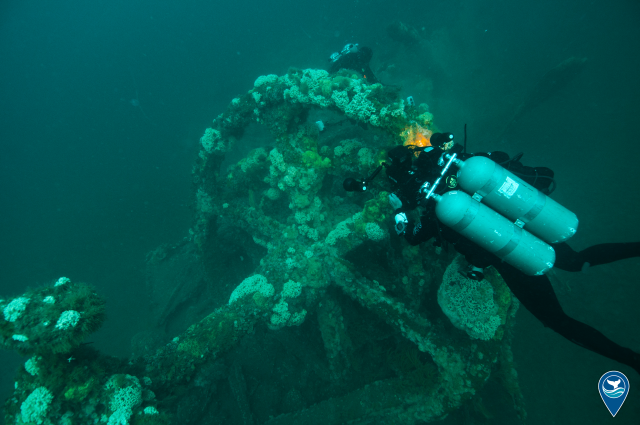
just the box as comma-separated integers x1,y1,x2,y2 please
601,374,626,399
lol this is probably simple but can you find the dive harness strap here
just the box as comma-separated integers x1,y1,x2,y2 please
520,189,546,224
476,163,502,198
449,198,523,260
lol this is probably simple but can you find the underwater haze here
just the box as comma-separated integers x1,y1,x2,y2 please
1,0,640,423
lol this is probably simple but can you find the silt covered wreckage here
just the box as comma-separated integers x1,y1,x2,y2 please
1,69,526,424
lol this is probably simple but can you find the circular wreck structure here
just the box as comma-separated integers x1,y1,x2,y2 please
177,68,527,424
2,69,527,425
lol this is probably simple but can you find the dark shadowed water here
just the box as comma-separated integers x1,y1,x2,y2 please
2,0,640,423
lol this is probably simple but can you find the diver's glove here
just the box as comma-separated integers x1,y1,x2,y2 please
460,265,485,281
389,193,403,210
394,213,408,235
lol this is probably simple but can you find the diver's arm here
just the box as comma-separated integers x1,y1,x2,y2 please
404,214,436,246
362,64,379,84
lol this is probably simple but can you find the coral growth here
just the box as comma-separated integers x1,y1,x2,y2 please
0,278,105,355
438,256,510,340
2,70,526,425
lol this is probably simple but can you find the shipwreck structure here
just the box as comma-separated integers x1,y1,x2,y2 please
2,69,526,424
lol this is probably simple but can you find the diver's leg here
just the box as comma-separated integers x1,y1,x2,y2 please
553,242,640,272
495,262,640,375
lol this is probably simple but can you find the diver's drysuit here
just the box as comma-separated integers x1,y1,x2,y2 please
387,142,640,374
328,44,379,84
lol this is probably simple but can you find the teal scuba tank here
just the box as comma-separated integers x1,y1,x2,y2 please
433,191,555,276
454,156,578,244
425,152,577,276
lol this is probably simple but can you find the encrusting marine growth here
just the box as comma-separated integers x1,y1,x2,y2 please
2,69,527,424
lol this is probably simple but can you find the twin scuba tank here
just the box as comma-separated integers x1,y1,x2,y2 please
432,155,579,276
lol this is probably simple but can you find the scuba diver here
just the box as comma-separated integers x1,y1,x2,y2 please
328,43,379,84
343,132,640,375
